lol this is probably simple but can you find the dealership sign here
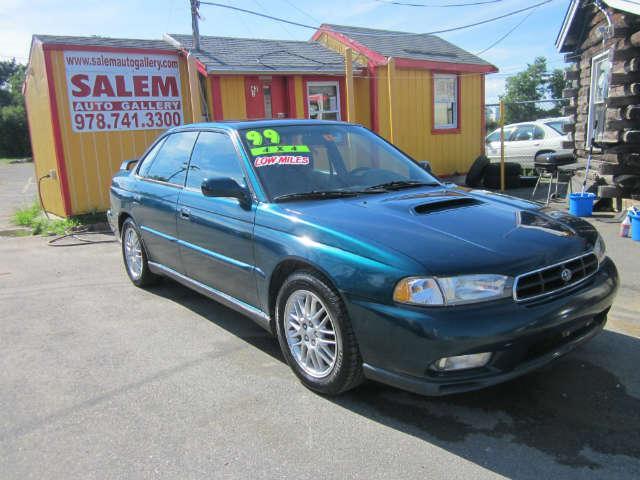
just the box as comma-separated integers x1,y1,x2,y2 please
64,51,184,132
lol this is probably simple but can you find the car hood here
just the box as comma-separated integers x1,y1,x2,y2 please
268,187,598,277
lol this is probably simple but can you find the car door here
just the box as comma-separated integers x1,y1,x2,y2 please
177,131,259,308
507,124,542,164
485,130,502,160
486,126,515,161
132,131,198,273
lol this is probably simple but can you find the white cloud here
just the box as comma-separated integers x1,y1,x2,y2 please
485,75,506,104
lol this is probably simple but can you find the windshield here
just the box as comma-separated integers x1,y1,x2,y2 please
239,124,439,201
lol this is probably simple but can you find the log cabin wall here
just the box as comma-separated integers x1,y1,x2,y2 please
562,4,640,198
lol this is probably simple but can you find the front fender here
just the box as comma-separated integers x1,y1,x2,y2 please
254,205,425,310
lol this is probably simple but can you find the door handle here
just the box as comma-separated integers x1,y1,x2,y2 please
179,207,191,220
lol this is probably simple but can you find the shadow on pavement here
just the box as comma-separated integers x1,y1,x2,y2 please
150,279,640,477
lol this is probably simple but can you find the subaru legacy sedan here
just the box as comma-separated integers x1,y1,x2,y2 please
108,120,618,396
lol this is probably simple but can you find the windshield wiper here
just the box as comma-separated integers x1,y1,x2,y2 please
273,190,365,203
365,180,441,191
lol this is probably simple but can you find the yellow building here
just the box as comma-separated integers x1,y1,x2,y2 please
25,27,496,217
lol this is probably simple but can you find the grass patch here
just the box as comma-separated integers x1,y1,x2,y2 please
0,157,31,165
12,202,80,236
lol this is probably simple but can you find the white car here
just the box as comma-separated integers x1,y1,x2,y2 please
485,117,572,168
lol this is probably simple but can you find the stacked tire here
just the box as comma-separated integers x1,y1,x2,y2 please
482,163,522,189
465,155,522,189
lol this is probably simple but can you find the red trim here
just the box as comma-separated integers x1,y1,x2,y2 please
244,76,264,119
480,74,486,154
369,65,378,132
42,43,177,56
286,77,297,118
313,27,387,66
269,77,287,118
431,72,462,135
395,58,498,74
302,75,346,120
210,75,223,121
43,49,73,216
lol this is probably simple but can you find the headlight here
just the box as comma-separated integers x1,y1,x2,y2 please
393,274,511,306
593,234,606,263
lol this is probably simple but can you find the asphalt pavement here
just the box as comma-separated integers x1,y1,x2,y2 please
0,161,35,232
0,162,639,479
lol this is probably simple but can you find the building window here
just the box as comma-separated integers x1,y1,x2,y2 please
307,81,341,120
433,73,458,130
587,50,611,146
198,74,210,122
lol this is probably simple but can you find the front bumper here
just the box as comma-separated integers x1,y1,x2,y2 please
346,257,619,396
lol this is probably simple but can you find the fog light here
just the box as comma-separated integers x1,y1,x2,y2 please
432,352,492,372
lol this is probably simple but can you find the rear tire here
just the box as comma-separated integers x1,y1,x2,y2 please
121,218,159,287
275,271,363,395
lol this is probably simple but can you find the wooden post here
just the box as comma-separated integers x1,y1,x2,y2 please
345,48,355,123
387,57,395,143
499,100,505,192
187,52,203,123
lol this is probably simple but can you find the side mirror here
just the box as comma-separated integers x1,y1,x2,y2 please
418,160,432,173
120,159,138,171
201,177,251,206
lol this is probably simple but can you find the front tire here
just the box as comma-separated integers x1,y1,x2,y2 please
275,271,363,395
121,218,159,287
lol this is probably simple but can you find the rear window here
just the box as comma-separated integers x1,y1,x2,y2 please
544,121,565,134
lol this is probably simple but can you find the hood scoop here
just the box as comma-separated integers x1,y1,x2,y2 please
413,197,481,214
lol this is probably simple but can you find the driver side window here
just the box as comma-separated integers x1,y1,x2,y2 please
186,132,245,190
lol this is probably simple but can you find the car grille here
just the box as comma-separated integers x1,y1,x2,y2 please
514,252,599,301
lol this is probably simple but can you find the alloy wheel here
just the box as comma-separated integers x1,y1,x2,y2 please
284,290,340,379
124,226,143,280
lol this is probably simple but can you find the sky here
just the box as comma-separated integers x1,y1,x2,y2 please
0,0,571,103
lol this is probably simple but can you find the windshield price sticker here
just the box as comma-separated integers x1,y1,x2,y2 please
250,145,310,156
254,155,310,167
246,128,281,146
64,51,184,132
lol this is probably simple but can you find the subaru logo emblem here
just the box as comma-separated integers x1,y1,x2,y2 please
561,268,573,283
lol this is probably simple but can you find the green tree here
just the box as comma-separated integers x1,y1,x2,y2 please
545,68,567,117
500,57,547,124
0,59,30,157
500,57,567,123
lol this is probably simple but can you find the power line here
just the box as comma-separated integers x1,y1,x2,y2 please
280,0,321,23
199,0,555,37
374,0,505,7
475,7,537,55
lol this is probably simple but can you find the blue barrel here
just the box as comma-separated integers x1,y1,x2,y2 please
630,212,640,242
569,192,595,217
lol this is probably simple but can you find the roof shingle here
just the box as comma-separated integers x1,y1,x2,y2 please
321,24,494,67
167,34,359,74
33,34,173,51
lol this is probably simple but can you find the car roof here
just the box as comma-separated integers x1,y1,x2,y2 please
169,119,355,133
493,118,568,130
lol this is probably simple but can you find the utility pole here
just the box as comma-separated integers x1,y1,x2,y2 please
190,0,200,51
